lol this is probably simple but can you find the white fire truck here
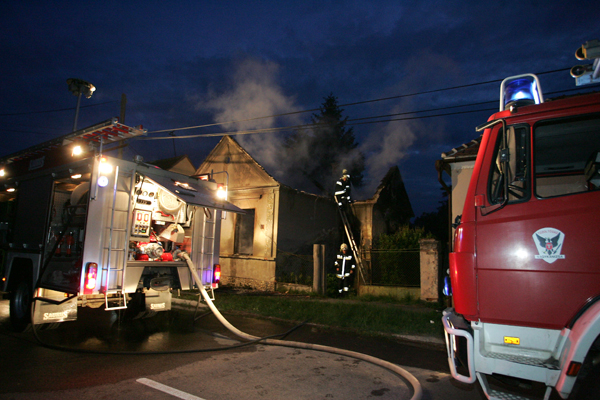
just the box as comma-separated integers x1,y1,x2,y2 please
0,118,239,331
442,41,600,399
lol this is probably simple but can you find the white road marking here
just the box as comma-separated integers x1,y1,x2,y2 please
137,378,207,400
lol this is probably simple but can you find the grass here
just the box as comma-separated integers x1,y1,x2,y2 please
179,288,445,339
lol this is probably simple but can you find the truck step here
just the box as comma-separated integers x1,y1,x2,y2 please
479,372,553,400
488,389,534,400
485,352,558,369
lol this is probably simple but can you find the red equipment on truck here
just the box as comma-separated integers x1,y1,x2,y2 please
0,118,240,331
443,40,600,399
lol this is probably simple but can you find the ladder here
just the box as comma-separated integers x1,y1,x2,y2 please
335,196,366,285
197,207,217,300
102,165,135,310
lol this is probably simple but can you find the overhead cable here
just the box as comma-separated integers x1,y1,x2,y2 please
147,67,572,134
139,83,595,141
0,100,118,117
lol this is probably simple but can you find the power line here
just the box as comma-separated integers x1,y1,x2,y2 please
8,80,589,141
0,128,54,135
138,122,325,140
346,85,597,124
347,99,497,123
341,67,571,108
0,100,118,117
139,82,595,141
147,67,573,134
1,67,583,139
138,107,498,141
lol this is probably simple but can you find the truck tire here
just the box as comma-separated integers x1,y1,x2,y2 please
9,280,32,332
571,354,600,399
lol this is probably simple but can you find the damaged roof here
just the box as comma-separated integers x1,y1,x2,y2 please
440,135,482,162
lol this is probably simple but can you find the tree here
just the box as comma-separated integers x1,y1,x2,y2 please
284,94,365,195
412,194,449,245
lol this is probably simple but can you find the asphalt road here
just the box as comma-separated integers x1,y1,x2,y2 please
0,298,486,399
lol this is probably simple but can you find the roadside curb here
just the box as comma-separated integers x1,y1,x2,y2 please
171,297,445,347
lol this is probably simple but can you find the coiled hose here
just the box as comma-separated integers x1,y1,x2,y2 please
181,252,423,400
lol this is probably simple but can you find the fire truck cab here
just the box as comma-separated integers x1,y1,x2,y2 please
0,119,240,331
443,40,600,399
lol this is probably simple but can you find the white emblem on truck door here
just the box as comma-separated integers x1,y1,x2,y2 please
532,228,565,264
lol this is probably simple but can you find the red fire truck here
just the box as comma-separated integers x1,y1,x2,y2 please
0,118,239,331
443,40,600,399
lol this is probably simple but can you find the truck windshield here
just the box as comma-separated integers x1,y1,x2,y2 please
534,114,600,198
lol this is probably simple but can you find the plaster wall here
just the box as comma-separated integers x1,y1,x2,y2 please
220,187,279,259
419,239,440,302
195,136,281,289
450,161,475,243
219,256,276,290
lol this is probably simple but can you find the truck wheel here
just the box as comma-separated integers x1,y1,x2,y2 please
572,362,600,399
9,280,32,332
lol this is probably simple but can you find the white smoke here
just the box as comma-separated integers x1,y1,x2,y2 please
199,58,303,178
356,50,458,199
358,104,418,198
199,51,457,200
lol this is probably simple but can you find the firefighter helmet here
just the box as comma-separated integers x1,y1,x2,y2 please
340,243,348,251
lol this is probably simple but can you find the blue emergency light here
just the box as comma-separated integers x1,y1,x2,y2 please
443,275,452,296
499,74,544,111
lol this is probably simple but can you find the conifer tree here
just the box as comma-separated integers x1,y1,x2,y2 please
285,93,365,194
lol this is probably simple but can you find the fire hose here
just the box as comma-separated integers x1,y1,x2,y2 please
27,253,422,399
181,252,423,400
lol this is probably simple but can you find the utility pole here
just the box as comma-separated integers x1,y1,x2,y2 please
118,93,127,159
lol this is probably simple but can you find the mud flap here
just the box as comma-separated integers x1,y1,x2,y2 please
33,290,78,324
144,288,172,312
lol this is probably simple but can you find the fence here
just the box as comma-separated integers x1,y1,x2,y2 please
276,248,421,288
366,249,421,287
275,249,314,286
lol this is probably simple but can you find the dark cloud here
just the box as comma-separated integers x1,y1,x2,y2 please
1,0,599,217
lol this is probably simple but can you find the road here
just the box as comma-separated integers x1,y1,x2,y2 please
0,297,486,399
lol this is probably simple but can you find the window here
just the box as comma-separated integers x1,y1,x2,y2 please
534,115,600,198
488,125,530,204
234,209,255,255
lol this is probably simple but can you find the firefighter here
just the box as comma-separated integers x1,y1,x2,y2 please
335,243,355,296
335,169,351,207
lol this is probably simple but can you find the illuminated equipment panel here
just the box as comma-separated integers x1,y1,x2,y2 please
132,209,152,237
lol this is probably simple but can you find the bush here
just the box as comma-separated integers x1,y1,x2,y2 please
371,226,432,286
374,225,432,250
277,271,313,286
326,273,339,297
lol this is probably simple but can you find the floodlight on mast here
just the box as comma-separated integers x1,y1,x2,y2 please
67,78,96,131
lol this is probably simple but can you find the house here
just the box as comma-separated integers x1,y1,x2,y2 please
195,136,341,290
435,136,482,243
149,154,196,176
352,166,414,250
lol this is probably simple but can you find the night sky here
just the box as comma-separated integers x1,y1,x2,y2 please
2,1,599,217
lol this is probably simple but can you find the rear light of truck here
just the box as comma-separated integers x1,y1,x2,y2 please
84,263,98,294
213,264,221,284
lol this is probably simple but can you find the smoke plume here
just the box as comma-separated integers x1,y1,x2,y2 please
199,58,302,179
